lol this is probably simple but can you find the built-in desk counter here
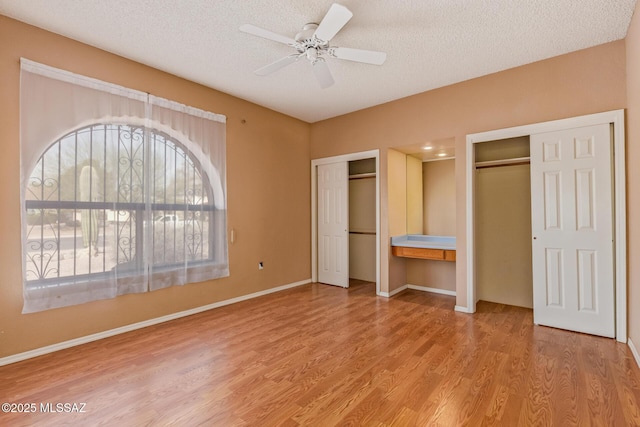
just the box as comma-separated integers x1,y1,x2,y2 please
391,235,456,261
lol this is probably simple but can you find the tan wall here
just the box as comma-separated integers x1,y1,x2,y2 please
349,234,376,282
310,40,626,309
388,149,407,237
387,149,407,291
349,178,376,233
474,136,530,162
406,155,423,234
626,6,640,352
475,164,533,308
378,150,391,294
0,17,311,358
423,159,456,235
405,259,456,292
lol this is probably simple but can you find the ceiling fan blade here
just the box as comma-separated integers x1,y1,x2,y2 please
254,54,300,76
239,24,295,45
313,3,353,42
312,59,334,89
330,47,387,65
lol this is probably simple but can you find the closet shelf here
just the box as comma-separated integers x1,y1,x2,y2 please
349,172,376,180
475,156,530,169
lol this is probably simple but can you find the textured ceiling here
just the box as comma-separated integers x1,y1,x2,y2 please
0,0,636,123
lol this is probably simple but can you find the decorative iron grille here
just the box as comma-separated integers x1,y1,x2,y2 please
24,124,216,287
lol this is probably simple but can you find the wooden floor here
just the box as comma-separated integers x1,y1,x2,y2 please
2,280,640,426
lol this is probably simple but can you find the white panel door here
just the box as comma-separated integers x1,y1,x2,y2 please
530,124,614,337
317,162,349,288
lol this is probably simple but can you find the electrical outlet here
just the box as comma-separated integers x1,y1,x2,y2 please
258,262,264,270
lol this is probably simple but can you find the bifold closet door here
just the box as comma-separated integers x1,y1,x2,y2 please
530,124,615,338
317,162,349,288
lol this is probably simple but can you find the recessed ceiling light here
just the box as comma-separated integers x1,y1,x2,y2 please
423,146,433,151
437,152,447,157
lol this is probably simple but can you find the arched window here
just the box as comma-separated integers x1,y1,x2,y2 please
25,124,214,284
21,60,228,313
25,123,219,287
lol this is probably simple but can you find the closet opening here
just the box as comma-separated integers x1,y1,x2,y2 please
348,158,377,290
474,136,533,308
311,149,381,296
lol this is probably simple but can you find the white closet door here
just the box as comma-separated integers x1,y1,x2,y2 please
317,162,349,288
530,124,614,337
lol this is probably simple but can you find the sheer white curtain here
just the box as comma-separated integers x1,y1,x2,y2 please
146,96,228,291
20,59,228,313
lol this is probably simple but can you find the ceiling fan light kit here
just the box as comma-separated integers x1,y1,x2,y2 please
239,3,386,89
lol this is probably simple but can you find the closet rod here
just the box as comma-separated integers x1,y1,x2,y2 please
475,156,530,169
349,172,376,180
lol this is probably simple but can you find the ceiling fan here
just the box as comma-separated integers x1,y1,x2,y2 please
240,3,386,89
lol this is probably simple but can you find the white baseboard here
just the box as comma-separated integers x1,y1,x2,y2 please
0,279,311,367
379,284,457,299
454,305,474,313
407,284,456,297
389,285,408,297
377,285,407,298
629,338,640,369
